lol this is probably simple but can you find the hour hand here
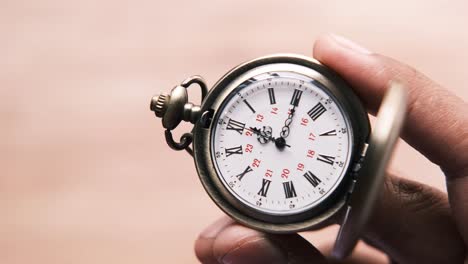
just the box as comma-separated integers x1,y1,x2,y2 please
249,126,273,144
249,127,290,149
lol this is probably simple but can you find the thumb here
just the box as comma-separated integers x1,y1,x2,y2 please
195,217,327,264
313,33,468,177
194,216,384,264
313,33,468,260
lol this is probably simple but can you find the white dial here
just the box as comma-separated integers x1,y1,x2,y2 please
211,71,353,216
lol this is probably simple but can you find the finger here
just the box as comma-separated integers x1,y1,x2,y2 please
195,216,327,264
195,217,386,264
361,172,466,263
195,172,466,263
313,33,468,178
313,33,468,245
195,217,236,264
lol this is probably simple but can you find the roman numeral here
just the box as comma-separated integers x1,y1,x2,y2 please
243,100,256,113
257,179,271,197
303,171,322,187
307,103,327,121
319,129,337,136
236,166,253,181
225,146,243,157
226,118,245,134
317,154,335,165
283,181,297,198
290,89,303,106
268,88,276,104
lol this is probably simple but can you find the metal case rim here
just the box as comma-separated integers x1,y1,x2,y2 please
192,54,370,233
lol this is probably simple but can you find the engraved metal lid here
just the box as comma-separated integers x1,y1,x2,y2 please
332,81,408,259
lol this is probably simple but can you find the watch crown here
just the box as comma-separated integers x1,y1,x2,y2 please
150,93,169,118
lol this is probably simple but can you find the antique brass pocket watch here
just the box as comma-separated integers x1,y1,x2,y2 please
150,54,407,259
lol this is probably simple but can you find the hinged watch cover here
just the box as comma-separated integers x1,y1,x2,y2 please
332,81,408,259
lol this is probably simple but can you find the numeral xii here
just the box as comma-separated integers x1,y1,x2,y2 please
290,89,303,106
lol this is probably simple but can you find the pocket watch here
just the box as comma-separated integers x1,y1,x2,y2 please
149,54,407,259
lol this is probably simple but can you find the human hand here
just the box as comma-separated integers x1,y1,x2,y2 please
194,34,468,264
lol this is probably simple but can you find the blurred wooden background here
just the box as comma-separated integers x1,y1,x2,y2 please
1,1,467,263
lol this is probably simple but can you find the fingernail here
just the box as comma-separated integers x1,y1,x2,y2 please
329,34,372,54
221,237,287,264
199,217,234,239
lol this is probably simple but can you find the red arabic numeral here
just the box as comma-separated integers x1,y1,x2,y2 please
252,158,261,168
256,114,264,122
245,144,253,153
296,163,304,171
308,132,316,141
281,168,290,179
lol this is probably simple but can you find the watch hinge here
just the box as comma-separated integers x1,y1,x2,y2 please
199,109,214,128
345,143,369,201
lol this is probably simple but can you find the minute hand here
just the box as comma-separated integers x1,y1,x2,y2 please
280,106,296,139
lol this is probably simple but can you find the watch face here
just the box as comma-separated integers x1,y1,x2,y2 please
210,68,354,217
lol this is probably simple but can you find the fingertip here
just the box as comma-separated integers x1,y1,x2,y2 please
199,216,234,239
312,33,333,61
195,219,327,264
313,34,392,113
211,224,287,264
314,34,468,182
195,224,287,264
195,217,235,263
195,219,326,264
195,237,217,264
313,33,372,61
